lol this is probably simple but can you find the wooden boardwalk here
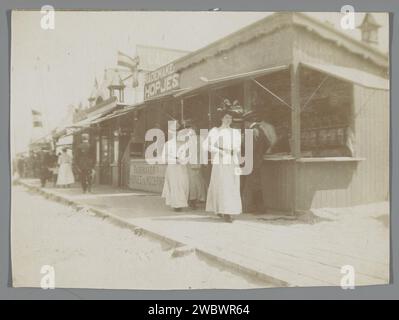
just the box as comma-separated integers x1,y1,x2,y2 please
18,179,389,288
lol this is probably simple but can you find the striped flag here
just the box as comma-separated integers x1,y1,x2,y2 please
117,51,139,69
31,109,43,127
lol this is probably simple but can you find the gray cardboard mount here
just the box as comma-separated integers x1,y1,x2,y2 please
1,0,398,300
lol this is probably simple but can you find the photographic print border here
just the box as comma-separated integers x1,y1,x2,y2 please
1,0,398,300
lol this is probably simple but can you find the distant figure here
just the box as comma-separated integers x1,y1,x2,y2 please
77,149,95,193
32,152,41,178
56,148,75,188
17,156,25,178
49,151,59,187
39,149,52,187
161,122,189,212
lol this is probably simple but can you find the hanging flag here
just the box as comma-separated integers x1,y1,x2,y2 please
117,51,139,69
31,109,43,127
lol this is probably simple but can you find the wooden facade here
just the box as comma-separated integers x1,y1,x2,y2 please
72,12,389,212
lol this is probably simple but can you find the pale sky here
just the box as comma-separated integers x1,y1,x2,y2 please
11,11,389,154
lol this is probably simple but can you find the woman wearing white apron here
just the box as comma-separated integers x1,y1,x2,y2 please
56,148,75,188
203,109,242,222
161,123,189,212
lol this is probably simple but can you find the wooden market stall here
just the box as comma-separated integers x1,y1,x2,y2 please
92,12,389,213
169,12,389,212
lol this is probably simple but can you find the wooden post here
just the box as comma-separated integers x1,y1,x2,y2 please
208,90,214,128
290,63,301,157
95,133,101,185
290,62,301,215
181,99,184,124
243,80,252,112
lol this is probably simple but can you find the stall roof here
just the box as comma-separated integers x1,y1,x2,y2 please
145,88,190,102
174,65,289,98
173,12,388,73
90,88,191,124
91,108,132,123
301,62,389,90
90,102,143,124
69,112,106,128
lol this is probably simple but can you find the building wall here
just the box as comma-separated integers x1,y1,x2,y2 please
177,27,295,89
262,160,295,213
352,86,389,203
295,160,360,210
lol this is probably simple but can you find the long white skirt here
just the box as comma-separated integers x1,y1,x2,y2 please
206,163,242,215
162,164,189,208
188,166,206,202
56,163,75,186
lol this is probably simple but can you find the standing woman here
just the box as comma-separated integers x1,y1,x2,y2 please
161,122,190,212
56,148,75,188
203,109,242,222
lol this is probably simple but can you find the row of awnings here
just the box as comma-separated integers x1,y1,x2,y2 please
59,62,389,135
70,112,106,128
175,65,289,98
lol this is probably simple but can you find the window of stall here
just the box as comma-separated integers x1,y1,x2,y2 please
249,69,292,154
159,99,179,135
299,67,354,157
128,109,146,158
181,93,210,130
100,135,109,163
100,125,115,164
143,102,166,159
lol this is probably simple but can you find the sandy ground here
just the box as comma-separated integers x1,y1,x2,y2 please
11,186,272,290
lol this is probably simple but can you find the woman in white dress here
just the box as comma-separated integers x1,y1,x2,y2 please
161,123,190,211
56,148,75,188
203,110,242,222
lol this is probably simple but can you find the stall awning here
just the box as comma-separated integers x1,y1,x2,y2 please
146,88,189,102
175,65,289,98
56,135,73,146
301,62,389,90
91,88,192,124
92,109,126,123
69,112,106,128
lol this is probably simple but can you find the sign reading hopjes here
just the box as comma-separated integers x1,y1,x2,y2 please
144,63,179,100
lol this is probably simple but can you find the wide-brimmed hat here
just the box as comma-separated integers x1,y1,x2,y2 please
217,99,244,120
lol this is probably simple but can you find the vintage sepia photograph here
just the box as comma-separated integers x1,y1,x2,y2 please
10,10,389,290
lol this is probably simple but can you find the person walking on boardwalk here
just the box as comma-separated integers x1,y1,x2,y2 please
161,121,190,212
38,149,52,188
56,148,75,188
203,106,242,222
77,149,95,193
